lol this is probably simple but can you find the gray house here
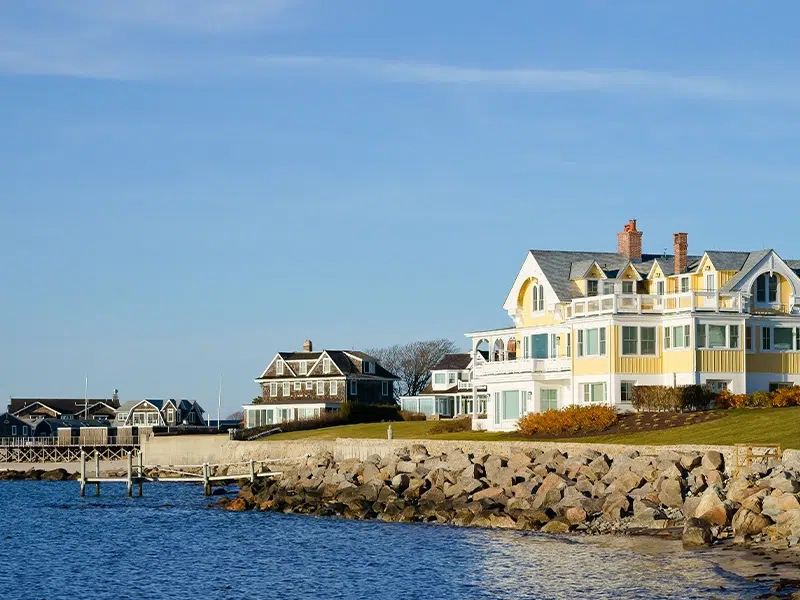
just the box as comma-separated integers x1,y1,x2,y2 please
0,412,32,438
115,399,206,427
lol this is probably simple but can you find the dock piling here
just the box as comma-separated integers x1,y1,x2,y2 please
203,463,211,496
137,452,143,497
126,452,133,497
249,459,255,484
79,450,86,497
94,451,101,496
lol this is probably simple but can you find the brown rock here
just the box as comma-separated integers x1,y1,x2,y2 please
225,497,250,512
489,514,517,529
609,471,645,495
658,479,684,509
695,488,729,526
473,487,506,503
731,508,771,537
683,517,713,548
701,451,725,472
541,520,571,534
565,506,588,525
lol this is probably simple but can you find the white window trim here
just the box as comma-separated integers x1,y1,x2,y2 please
583,382,607,404
270,382,278,396
622,280,635,295
299,360,308,375
576,327,606,358
697,323,739,350
305,382,313,390
620,326,658,357
664,324,692,351
680,276,690,294
275,360,284,376
754,273,781,308
294,382,301,391
323,358,332,374
761,326,800,353
330,381,338,396
317,381,324,395
620,381,635,404
282,382,290,396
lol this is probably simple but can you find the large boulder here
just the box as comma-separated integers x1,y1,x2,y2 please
40,469,69,481
534,448,565,467
658,479,684,509
396,461,417,474
507,452,534,472
602,494,631,521
767,472,800,494
731,508,771,537
541,519,571,534
444,450,473,473
564,506,588,525
762,493,800,520
531,473,568,510
726,478,760,503
391,473,410,492
473,487,506,503
683,517,713,548
694,488,730,526
701,451,725,473
460,477,485,496
608,471,645,495
680,454,702,471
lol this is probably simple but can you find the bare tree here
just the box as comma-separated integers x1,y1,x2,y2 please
365,339,459,398
227,410,244,421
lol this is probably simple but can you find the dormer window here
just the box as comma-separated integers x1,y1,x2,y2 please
531,284,545,312
299,361,307,375
276,360,283,376
323,358,331,374
755,273,779,304
622,281,634,294
587,280,599,297
363,361,374,374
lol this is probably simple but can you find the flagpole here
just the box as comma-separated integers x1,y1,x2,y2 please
217,374,222,431
84,376,88,420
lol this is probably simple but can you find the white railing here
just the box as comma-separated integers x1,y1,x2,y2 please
473,358,571,377
457,380,472,390
0,437,136,447
570,292,745,318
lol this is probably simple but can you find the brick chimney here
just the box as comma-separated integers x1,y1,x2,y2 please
303,339,313,352
673,233,688,274
617,219,643,261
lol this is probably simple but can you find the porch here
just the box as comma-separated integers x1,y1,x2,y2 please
568,291,746,318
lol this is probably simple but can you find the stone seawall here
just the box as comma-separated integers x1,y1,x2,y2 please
219,443,800,553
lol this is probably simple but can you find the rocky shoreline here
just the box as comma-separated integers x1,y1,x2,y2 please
0,468,79,481
219,444,800,562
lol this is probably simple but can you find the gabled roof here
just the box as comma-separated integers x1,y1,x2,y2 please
9,398,121,415
256,349,399,380
703,251,751,272
719,249,773,291
431,353,472,371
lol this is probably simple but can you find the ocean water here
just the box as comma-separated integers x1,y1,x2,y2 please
0,481,771,600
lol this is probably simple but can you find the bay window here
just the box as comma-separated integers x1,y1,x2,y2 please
666,325,691,349
434,373,445,385
729,325,740,349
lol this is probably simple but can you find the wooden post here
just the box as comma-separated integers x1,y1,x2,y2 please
137,452,143,497
203,463,211,496
387,424,393,440
80,450,86,497
127,452,133,497
249,459,255,484
94,451,101,496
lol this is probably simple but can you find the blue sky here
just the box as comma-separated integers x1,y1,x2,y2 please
2,1,800,415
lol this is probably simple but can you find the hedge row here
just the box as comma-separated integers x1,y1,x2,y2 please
517,405,617,437
631,384,716,412
715,387,800,409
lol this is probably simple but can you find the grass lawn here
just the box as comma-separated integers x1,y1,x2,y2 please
259,407,800,449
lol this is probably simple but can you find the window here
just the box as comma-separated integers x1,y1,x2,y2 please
620,382,634,404
622,326,638,356
532,333,548,359
323,358,331,374
745,326,752,351
583,383,606,403
656,280,665,296
294,382,301,391
664,327,671,350
578,328,606,357
763,327,772,351
22,426,28,436
708,380,729,393
756,274,779,304
550,334,558,358
11,426,16,435
317,381,324,395
566,333,571,358
622,281,634,294
502,390,520,420
641,327,657,355
775,328,793,351
709,325,727,348
539,389,558,412
382,381,389,396
270,383,277,396
670,325,690,349
275,360,283,376
299,361,307,374
362,361,373,374
330,381,338,396
706,273,715,292
167,408,174,423
729,325,740,349
448,373,456,385
189,412,196,424
769,382,793,393
523,336,530,359
531,284,545,312
434,373,445,385
349,380,358,396
305,382,313,390
681,277,690,293
603,281,615,295
797,329,800,351
587,280,599,297
282,383,290,396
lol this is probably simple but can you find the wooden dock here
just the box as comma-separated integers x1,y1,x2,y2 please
78,450,282,497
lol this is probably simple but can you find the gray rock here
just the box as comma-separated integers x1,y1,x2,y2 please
680,454,702,471
762,493,800,519
608,471,645,495
768,472,800,494
701,451,725,473
391,473,410,492
602,494,630,521
396,461,417,474
683,517,713,548
658,478,684,509
732,507,771,537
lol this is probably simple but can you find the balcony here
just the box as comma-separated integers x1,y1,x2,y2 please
473,358,571,378
568,291,746,318
457,380,472,391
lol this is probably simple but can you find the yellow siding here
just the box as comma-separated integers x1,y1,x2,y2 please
574,279,587,295
585,264,605,279
615,325,663,374
697,350,744,372
619,264,639,280
517,277,538,309
781,278,793,309
573,325,614,375
717,271,736,288
663,350,693,373
747,353,800,374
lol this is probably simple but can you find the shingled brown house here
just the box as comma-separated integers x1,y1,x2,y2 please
242,340,399,428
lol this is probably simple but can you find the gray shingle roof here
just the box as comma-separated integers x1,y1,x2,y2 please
704,251,751,272
720,249,773,291
431,353,472,371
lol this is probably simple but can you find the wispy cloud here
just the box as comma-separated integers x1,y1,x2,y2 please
250,55,758,100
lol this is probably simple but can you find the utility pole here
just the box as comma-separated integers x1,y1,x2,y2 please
217,374,222,431
85,376,88,420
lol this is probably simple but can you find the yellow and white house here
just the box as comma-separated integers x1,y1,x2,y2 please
468,219,800,431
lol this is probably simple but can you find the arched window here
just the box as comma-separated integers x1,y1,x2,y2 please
755,273,779,304
532,284,545,312
538,285,545,311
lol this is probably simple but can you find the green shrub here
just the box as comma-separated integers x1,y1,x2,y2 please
429,417,472,435
751,391,772,408
631,385,714,412
517,405,617,437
